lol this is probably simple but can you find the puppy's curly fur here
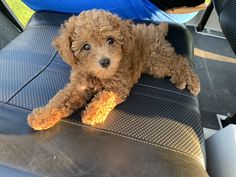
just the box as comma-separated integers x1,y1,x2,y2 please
28,10,200,130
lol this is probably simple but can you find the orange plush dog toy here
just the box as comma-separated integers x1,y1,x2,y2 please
27,10,200,130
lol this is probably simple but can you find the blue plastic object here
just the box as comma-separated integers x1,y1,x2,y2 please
22,0,198,23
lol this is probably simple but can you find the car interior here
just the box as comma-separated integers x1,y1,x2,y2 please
0,0,235,177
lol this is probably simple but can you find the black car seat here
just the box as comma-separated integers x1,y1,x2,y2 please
214,0,236,54
0,11,209,177
197,0,236,54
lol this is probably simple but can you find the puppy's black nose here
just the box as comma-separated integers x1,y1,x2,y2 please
99,58,110,68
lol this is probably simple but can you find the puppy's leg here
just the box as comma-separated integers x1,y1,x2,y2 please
28,83,91,130
82,91,123,126
146,53,200,95
169,55,200,95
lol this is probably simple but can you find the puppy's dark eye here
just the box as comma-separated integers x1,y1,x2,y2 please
83,44,91,50
107,38,114,45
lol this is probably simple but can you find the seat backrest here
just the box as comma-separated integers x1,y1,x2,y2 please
214,0,236,54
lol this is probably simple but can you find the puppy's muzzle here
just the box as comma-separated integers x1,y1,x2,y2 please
99,58,110,68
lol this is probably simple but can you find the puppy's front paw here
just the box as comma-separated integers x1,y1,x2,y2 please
170,77,186,90
82,102,115,126
82,106,109,126
27,107,64,130
82,91,118,126
170,73,200,96
187,74,200,96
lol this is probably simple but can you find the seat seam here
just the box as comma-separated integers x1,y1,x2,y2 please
131,91,200,112
7,51,58,103
137,83,197,100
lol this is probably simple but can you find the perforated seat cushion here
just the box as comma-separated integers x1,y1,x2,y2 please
0,12,208,177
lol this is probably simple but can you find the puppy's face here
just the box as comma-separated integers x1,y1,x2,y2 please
54,10,134,80
71,17,123,79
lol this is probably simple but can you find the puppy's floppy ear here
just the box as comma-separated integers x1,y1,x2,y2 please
120,20,135,55
53,16,78,66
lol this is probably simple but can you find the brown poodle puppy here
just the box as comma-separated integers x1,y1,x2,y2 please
27,10,200,130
